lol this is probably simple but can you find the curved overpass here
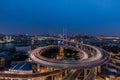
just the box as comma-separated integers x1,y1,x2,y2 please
30,43,110,69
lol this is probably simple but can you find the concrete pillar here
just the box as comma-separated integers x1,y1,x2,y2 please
54,73,62,80
65,70,68,76
54,76,57,80
98,66,101,73
84,69,88,77
59,74,62,80
37,64,40,72
51,75,54,80
54,75,59,80
94,67,98,75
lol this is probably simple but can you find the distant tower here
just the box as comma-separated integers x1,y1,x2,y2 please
63,28,65,40
63,28,67,40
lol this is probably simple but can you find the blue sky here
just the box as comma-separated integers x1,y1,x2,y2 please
0,0,120,35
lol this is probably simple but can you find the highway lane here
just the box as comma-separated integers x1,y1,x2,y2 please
80,50,88,60
83,70,96,80
0,69,65,78
111,58,120,64
108,63,120,70
63,70,81,80
62,70,76,80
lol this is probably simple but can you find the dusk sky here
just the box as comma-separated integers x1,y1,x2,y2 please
0,0,120,35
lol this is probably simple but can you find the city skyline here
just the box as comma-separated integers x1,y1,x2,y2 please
0,0,120,35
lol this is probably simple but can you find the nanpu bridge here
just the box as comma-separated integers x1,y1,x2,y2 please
30,44,109,69
0,37,110,80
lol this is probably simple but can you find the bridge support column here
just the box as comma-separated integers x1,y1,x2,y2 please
84,69,88,77
51,75,54,80
91,67,98,75
94,67,98,75
54,73,62,80
97,66,101,73
63,70,68,77
37,64,40,72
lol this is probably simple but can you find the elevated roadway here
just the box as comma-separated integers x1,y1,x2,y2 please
111,58,120,64
0,69,65,78
30,44,109,69
63,70,81,80
108,63,120,70
83,70,96,80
